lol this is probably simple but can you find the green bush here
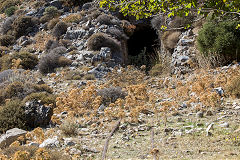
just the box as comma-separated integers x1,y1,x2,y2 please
197,19,240,64
0,35,15,47
23,92,56,106
4,6,17,16
0,99,28,133
0,0,20,13
43,6,60,17
14,51,39,70
0,51,38,71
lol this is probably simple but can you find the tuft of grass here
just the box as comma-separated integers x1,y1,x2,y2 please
59,118,79,136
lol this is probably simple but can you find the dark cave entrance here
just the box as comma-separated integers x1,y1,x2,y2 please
127,24,160,70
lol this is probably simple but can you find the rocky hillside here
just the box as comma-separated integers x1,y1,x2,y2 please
0,0,240,159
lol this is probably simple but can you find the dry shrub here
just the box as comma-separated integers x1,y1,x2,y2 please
47,18,59,30
149,49,172,76
96,14,120,26
34,31,55,51
1,16,16,34
0,77,54,105
58,56,72,66
45,40,60,50
106,28,128,40
151,14,165,31
59,39,72,48
38,53,60,74
87,9,101,20
12,16,37,38
83,73,95,80
0,146,70,160
0,35,15,46
38,48,71,74
64,70,83,80
169,15,195,28
121,20,136,36
23,92,56,106
87,32,121,54
195,49,227,68
59,118,79,136
225,75,240,98
50,46,67,55
52,21,68,38
62,14,82,23
97,87,127,105
162,31,181,52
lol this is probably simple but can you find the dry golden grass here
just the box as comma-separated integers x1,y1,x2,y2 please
33,31,55,51
62,14,82,23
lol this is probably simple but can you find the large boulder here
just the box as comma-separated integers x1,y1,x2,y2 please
0,128,27,148
24,100,53,128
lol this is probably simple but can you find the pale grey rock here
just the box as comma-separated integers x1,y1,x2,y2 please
27,142,40,147
0,128,27,148
206,123,214,136
39,136,59,148
219,122,229,128
64,138,76,146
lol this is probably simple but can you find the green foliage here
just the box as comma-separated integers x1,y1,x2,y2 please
0,0,20,13
42,6,61,23
23,92,56,106
14,51,39,70
44,6,59,17
4,6,17,16
0,99,28,133
0,35,15,47
99,0,240,20
197,19,240,63
0,51,39,70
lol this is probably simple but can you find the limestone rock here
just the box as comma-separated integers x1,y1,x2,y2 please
0,128,27,148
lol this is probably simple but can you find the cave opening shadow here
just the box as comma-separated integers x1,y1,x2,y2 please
127,24,160,69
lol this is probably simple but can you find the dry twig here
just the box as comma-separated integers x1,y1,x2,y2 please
102,119,121,160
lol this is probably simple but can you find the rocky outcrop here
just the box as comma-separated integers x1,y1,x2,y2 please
24,100,53,128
